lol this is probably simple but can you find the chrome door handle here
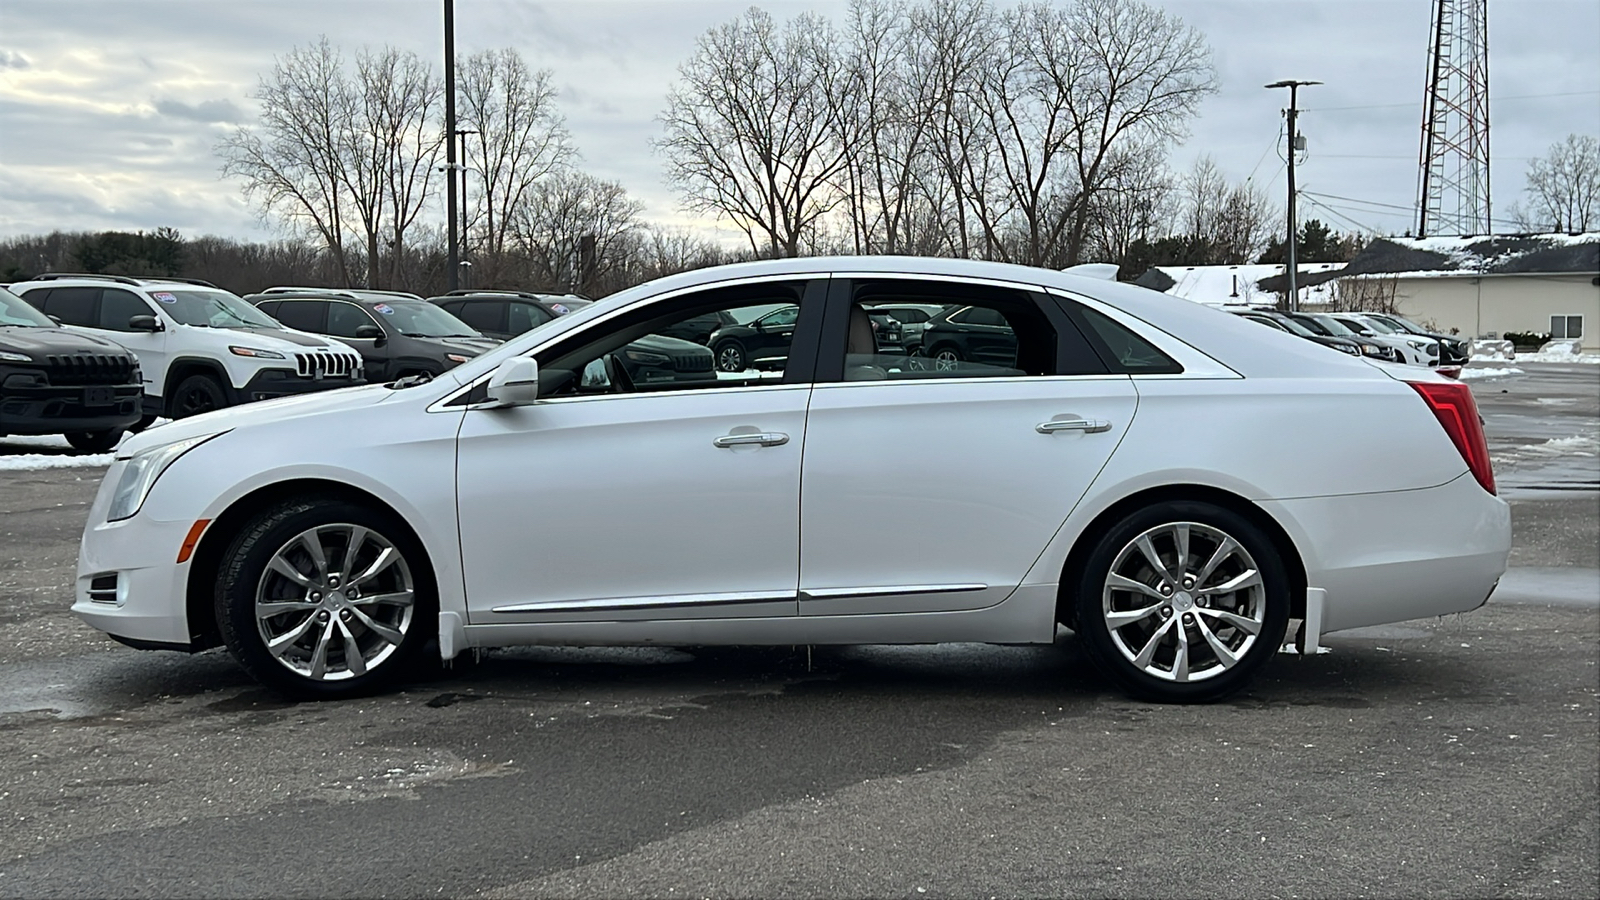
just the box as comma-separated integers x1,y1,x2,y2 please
1036,418,1112,434
713,432,790,448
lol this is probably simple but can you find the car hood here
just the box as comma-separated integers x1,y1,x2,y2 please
411,335,502,355
212,326,350,351
116,383,393,458
0,326,134,357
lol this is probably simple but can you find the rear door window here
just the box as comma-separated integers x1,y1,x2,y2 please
97,288,153,332
41,287,99,326
455,301,507,334
272,300,327,333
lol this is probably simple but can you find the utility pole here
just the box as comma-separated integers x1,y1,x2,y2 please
1266,79,1319,312
443,0,458,292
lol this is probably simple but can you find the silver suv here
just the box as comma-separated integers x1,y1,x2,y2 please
10,274,365,420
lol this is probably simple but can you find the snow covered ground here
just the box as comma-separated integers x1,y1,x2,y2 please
0,421,170,472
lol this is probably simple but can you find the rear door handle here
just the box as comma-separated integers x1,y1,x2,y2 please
1036,418,1112,434
713,432,790,448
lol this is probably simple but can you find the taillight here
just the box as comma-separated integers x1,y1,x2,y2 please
1407,380,1495,494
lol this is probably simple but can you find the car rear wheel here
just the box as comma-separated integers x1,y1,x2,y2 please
216,498,434,699
929,344,962,371
1073,501,1289,703
170,373,226,418
64,429,123,454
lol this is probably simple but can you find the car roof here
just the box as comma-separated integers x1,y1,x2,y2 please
12,273,222,290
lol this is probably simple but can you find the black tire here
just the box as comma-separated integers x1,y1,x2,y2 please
169,373,227,418
1072,501,1290,703
713,340,746,373
128,413,159,434
64,429,123,454
215,498,436,700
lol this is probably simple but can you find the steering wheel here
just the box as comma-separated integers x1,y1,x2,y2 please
602,353,635,394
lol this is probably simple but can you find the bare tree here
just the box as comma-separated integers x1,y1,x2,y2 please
218,38,356,285
514,172,643,295
1056,0,1216,265
659,8,852,257
354,48,444,289
457,49,575,284
1176,155,1274,263
1517,133,1599,232
1085,143,1172,264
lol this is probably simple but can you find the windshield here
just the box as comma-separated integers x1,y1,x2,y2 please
0,287,54,327
1386,315,1428,334
1274,316,1318,337
1287,315,1331,335
159,289,283,329
1308,314,1356,336
374,301,479,338
1357,316,1400,334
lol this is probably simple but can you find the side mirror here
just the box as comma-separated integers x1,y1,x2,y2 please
128,315,163,332
485,357,539,407
355,324,383,340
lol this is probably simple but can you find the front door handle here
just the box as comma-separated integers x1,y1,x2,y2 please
1036,418,1112,434
713,432,790,448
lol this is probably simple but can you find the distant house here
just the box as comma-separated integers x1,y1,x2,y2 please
1133,262,1346,308
1336,233,1599,351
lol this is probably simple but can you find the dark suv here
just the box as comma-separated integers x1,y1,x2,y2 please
1,286,142,452
429,291,715,384
705,304,800,372
248,290,499,382
918,304,1021,369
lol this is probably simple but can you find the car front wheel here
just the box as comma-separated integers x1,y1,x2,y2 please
65,429,123,454
216,498,433,699
714,340,746,372
1073,501,1289,703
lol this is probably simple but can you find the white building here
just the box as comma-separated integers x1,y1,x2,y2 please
1336,233,1600,352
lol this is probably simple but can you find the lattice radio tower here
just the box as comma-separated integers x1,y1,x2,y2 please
1415,0,1490,237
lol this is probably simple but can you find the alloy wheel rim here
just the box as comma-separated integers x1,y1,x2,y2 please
254,523,415,681
718,346,743,371
935,349,959,370
1101,521,1266,683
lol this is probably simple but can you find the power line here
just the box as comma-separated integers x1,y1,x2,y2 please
1300,196,1387,235
1305,89,1599,113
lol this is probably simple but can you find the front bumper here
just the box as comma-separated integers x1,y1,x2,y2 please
233,367,365,404
0,381,143,434
74,491,197,647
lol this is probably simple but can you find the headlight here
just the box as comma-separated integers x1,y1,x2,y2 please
1333,342,1360,355
106,432,226,522
445,353,474,364
1405,338,1436,351
622,349,670,366
229,346,286,359
0,350,33,363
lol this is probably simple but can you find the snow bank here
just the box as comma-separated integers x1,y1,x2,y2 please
1517,340,1600,363
1471,339,1514,361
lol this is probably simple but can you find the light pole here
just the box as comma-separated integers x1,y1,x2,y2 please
443,0,459,292
454,128,478,290
1266,79,1319,312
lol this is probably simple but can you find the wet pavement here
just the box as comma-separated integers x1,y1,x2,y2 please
0,362,1595,898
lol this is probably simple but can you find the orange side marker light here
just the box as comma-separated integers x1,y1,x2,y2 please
177,519,212,564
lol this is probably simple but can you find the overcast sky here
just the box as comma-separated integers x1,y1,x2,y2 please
0,0,1596,246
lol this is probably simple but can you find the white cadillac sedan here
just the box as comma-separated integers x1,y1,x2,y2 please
73,257,1510,703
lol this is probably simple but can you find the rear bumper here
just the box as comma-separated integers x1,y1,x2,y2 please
1262,473,1511,634
0,383,142,434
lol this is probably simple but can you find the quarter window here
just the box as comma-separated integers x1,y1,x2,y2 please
1072,305,1183,374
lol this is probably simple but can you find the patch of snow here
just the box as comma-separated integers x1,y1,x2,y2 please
1523,435,1600,458
1518,342,1600,363
0,450,115,470
1471,339,1514,360
1458,366,1523,380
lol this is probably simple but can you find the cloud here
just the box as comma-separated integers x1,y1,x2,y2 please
0,49,30,69
153,97,245,124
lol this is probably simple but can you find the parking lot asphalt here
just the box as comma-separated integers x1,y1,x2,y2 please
0,363,1595,899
